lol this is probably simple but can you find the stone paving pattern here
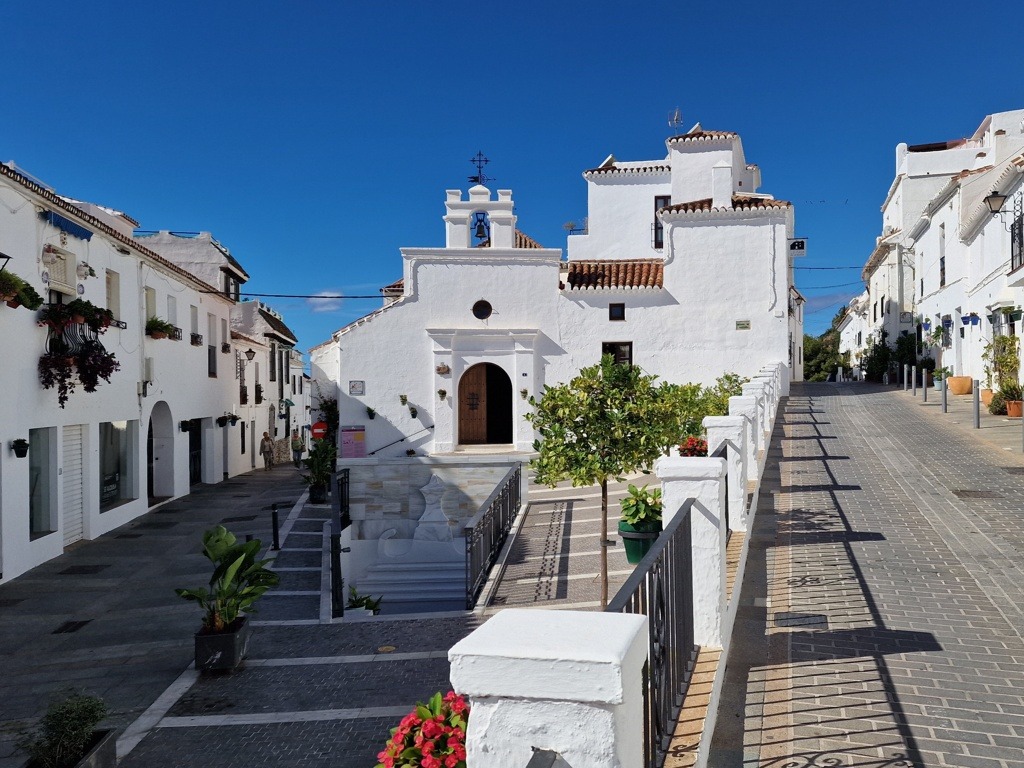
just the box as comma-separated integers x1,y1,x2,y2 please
709,382,1024,768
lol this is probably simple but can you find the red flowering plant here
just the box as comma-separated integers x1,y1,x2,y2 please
678,436,708,457
376,691,469,768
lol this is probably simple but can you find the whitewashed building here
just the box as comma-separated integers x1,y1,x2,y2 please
0,167,303,582
311,125,801,457
854,109,1024,383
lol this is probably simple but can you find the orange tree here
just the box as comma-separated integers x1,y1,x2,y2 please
526,355,675,607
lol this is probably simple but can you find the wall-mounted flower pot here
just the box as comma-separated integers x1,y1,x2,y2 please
399,395,408,405
216,416,228,427
437,389,447,401
435,364,450,375
409,406,418,418
366,407,376,419
179,420,191,433
11,439,29,458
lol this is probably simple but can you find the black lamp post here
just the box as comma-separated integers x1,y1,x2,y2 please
985,190,1008,215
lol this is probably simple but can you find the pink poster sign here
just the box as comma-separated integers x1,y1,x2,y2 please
340,425,366,458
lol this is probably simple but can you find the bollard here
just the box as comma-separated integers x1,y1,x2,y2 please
942,375,948,413
973,380,980,429
331,531,344,618
922,369,928,403
912,366,917,396
271,503,280,551
904,364,910,391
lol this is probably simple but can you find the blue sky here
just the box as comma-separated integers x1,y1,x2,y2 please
3,1,1021,347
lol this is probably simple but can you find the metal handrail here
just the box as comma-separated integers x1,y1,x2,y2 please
464,463,522,609
606,499,696,768
367,425,435,456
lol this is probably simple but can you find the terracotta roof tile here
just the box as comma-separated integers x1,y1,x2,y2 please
666,130,738,144
381,278,404,294
259,308,298,344
565,259,664,290
583,163,670,176
475,229,545,248
662,195,791,214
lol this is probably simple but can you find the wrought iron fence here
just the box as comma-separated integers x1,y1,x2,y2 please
330,468,351,618
464,463,522,609
605,500,696,768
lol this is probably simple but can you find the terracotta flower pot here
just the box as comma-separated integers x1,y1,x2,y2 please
981,389,995,407
149,330,168,340
1007,400,1023,418
947,376,973,396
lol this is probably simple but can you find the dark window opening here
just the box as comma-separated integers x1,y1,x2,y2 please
653,195,671,249
207,345,217,377
609,303,625,321
939,257,946,287
602,342,633,366
1012,214,1023,273
472,300,492,319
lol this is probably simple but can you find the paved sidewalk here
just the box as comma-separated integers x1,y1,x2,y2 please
709,382,1024,768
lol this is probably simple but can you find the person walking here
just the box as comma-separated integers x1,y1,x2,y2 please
290,430,305,468
259,431,274,471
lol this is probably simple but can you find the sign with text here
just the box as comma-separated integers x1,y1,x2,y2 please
340,425,366,458
788,238,807,257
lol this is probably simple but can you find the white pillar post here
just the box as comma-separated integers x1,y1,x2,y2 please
741,383,768,444
656,456,727,648
729,395,758,472
449,609,649,768
703,415,748,532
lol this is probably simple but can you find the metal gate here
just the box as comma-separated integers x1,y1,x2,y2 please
62,425,85,546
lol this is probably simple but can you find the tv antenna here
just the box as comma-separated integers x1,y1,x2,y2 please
468,151,493,185
668,107,684,133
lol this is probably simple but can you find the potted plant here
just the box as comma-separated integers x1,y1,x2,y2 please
989,390,1008,416
437,389,447,401
399,394,408,405
618,484,663,564
11,438,29,458
0,269,24,302
932,366,951,388
16,691,115,768
409,406,418,418
13,280,44,311
1000,381,1023,418
145,316,176,339
175,526,279,672
918,354,937,386
38,351,77,409
301,438,337,504
679,435,709,457
366,406,376,420
37,303,73,331
375,692,468,768
216,415,228,427
228,413,240,426
74,341,120,394
346,585,383,615
66,299,113,333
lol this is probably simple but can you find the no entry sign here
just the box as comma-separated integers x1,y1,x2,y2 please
311,421,328,439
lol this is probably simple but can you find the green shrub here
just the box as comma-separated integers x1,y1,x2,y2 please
16,692,107,768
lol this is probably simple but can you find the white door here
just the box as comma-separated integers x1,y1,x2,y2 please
62,425,85,547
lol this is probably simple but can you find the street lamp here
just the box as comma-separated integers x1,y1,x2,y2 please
985,191,1008,215
244,348,256,362
0,251,11,274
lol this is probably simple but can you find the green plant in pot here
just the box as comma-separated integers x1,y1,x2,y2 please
302,437,337,504
175,526,279,672
14,280,44,310
0,269,24,301
145,316,176,339
618,483,663,564
16,691,115,768
999,380,1024,418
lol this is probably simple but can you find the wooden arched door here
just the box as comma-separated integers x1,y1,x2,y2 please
458,363,513,445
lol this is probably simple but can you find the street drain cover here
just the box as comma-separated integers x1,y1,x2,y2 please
953,489,1002,499
773,612,828,629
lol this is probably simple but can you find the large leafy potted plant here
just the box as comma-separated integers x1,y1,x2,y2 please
302,437,337,504
1000,381,1023,418
175,526,279,672
618,483,663,564
145,316,176,339
0,269,23,302
16,691,115,768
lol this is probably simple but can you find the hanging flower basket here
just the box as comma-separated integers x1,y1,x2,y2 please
11,439,29,458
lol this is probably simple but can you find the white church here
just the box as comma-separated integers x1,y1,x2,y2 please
311,125,803,458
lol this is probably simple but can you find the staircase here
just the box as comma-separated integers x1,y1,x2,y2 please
357,559,466,614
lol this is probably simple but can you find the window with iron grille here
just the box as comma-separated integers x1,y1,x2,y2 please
1012,213,1024,273
601,341,633,366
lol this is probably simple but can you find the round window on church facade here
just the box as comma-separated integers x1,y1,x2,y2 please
472,300,492,320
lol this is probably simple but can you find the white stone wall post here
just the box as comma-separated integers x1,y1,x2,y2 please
729,395,758,473
741,383,768,446
656,456,727,648
703,415,748,532
449,609,649,768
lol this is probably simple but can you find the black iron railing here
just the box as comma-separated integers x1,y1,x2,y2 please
464,464,522,609
239,385,248,405
255,384,264,404
710,444,730,541
191,332,203,346
170,326,183,341
330,468,351,618
606,500,696,768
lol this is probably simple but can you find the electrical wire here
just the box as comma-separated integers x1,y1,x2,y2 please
794,265,863,270
805,299,850,315
798,281,863,289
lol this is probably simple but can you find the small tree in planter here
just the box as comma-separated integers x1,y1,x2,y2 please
175,526,279,672
16,691,114,768
302,438,337,504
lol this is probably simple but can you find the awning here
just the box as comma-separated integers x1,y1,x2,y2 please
41,211,93,241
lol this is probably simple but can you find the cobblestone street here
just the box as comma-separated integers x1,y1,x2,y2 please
711,382,1024,768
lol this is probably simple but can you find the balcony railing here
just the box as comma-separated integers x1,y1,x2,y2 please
170,326,183,341
606,500,696,768
239,385,248,405
1011,215,1023,274
464,464,521,609
254,384,264,404
191,333,203,346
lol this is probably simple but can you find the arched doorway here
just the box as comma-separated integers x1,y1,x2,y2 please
147,401,175,504
458,363,513,445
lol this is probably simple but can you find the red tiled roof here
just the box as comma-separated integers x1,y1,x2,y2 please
662,195,791,214
583,163,670,176
381,278,404,294
0,163,223,297
475,229,545,249
666,130,738,144
565,259,664,290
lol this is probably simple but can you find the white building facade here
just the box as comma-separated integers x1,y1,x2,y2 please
0,166,302,582
312,126,801,457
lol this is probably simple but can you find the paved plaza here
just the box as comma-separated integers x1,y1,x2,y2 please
710,382,1024,768
5,382,1024,766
